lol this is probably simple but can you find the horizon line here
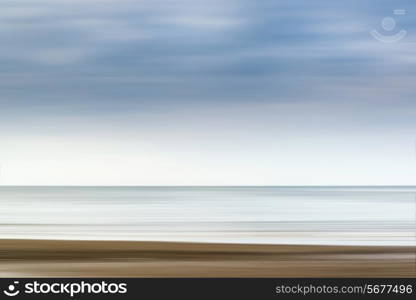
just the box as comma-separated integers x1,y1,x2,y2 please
0,185,415,188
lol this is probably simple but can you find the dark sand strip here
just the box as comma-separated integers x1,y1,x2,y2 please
0,239,414,277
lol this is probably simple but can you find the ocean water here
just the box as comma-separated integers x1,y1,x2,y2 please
0,186,414,246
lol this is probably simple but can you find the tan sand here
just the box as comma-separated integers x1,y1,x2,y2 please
0,239,414,277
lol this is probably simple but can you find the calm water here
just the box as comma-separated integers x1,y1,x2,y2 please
0,186,415,245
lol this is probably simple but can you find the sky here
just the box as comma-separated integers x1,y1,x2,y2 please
0,0,415,186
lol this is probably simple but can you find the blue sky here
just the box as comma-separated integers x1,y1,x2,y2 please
0,0,415,185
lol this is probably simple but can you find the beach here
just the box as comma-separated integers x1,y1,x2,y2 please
1,188,415,277
0,239,414,277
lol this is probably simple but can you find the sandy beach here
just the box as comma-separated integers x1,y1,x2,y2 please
0,239,414,277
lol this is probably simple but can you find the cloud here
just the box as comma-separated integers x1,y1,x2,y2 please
0,0,415,184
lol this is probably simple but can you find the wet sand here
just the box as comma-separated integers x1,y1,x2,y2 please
0,239,414,277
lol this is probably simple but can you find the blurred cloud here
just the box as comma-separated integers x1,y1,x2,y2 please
0,0,415,185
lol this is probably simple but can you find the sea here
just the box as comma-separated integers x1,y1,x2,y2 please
0,186,414,246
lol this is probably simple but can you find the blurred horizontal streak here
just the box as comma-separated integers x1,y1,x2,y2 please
0,239,414,277
0,186,414,246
